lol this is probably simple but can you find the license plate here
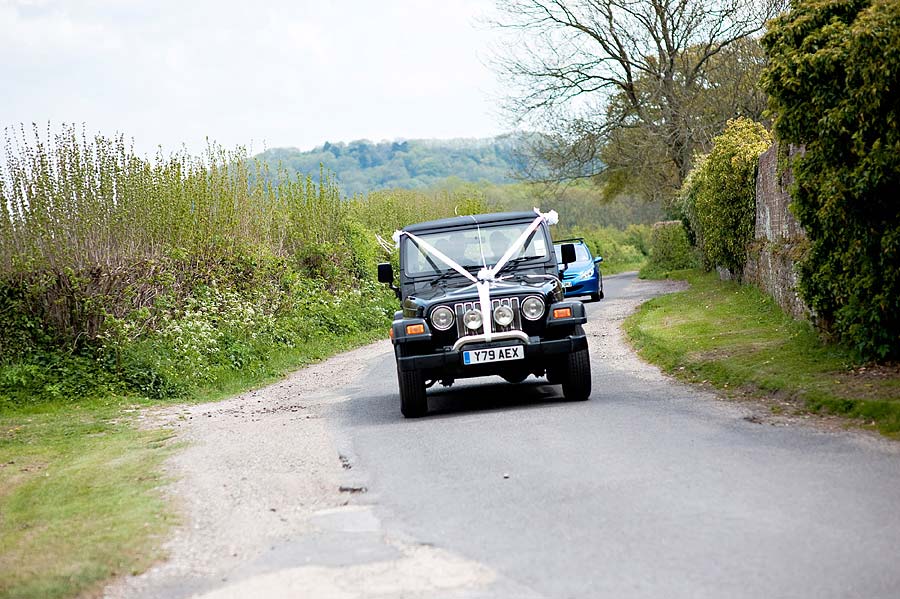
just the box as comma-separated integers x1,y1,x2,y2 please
563,281,573,288
463,345,524,365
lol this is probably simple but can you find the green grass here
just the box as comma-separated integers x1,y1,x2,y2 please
0,400,175,599
624,269,900,436
638,262,685,280
602,259,646,275
0,328,385,599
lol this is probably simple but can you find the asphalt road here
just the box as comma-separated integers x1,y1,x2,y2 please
320,273,900,599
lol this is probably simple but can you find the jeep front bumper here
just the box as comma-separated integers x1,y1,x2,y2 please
395,332,587,374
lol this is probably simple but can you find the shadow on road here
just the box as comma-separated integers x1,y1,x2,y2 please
427,379,565,418
339,377,572,427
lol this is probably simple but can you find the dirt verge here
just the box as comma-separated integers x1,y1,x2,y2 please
104,340,393,598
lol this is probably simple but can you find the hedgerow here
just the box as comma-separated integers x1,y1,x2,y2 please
0,124,482,406
679,118,772,279
761,0,900,360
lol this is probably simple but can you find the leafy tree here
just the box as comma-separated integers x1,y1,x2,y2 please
492,0,784,204
761,0,900,360
600,38,770,208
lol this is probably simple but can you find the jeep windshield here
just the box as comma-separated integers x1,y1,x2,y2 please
403,222,551,277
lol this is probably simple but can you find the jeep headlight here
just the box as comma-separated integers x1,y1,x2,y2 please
430,306,455,331
493,304,514,327
521,296,545,321
463,308,483,330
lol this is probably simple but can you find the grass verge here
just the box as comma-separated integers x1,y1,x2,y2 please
624,269,900,437
0,328,385,599
602,259,646,275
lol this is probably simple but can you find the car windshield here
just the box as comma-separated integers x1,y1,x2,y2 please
554,243,591,265
403,222,550,276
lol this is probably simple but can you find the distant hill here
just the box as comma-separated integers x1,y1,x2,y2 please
254,135,528,196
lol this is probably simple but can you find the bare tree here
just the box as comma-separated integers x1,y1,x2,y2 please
493,0,784,202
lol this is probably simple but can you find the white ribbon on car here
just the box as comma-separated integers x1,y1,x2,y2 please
393,208,559,342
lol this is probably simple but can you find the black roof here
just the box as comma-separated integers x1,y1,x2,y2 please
404,211,539,233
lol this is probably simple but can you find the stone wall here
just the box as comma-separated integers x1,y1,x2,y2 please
742,143,811,320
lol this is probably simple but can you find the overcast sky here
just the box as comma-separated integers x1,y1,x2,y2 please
1,0,506,155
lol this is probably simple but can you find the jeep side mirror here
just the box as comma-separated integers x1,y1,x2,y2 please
594,256,603,264
378,263,394,284
558,243,576,274
377,263,401,300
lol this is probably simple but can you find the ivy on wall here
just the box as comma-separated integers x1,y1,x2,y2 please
761,0,900,360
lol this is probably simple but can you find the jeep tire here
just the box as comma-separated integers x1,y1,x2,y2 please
396,347,427,418
398,367,427,417
561,333,592,401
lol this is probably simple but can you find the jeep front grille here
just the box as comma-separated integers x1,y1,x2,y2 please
454,297,522,338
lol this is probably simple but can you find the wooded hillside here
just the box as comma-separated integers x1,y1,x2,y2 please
254,136,528,195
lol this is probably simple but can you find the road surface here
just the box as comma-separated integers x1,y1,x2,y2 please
109,273,900,599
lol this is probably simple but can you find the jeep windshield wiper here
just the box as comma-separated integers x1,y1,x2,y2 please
429,265,479,287
495,255,543,275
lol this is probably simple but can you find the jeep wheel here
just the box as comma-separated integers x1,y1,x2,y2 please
396,362,427,418
562,347,592,401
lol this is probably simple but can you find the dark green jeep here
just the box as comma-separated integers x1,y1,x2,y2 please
378,211,592,418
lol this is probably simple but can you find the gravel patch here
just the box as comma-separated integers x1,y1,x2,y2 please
105,340,394,599
585,274,689,382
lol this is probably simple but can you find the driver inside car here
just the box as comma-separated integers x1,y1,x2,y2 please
488,231,512,264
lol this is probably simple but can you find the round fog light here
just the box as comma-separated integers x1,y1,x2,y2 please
463,308,483,330
521,296,545,321
431,306,454,331
493,304,514,327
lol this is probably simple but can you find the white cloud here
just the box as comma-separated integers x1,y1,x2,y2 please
0,0,506,155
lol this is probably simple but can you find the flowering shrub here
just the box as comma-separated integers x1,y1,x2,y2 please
87,277,396,400
679,118,772,278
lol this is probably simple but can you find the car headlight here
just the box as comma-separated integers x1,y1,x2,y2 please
463,308,483,330
575,268,593,281
430,306,455,331
521,296,545,321
493,304,514,327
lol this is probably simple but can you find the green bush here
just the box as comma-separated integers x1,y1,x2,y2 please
679,118,772,278
624,224,653,257
642,221,699,277
558,225,648,274
761,0,900,360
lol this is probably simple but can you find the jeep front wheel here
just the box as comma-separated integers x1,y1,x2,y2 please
561,347,592,401
396,362,427,418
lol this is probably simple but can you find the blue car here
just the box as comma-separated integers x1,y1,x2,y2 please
554,238,604,302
